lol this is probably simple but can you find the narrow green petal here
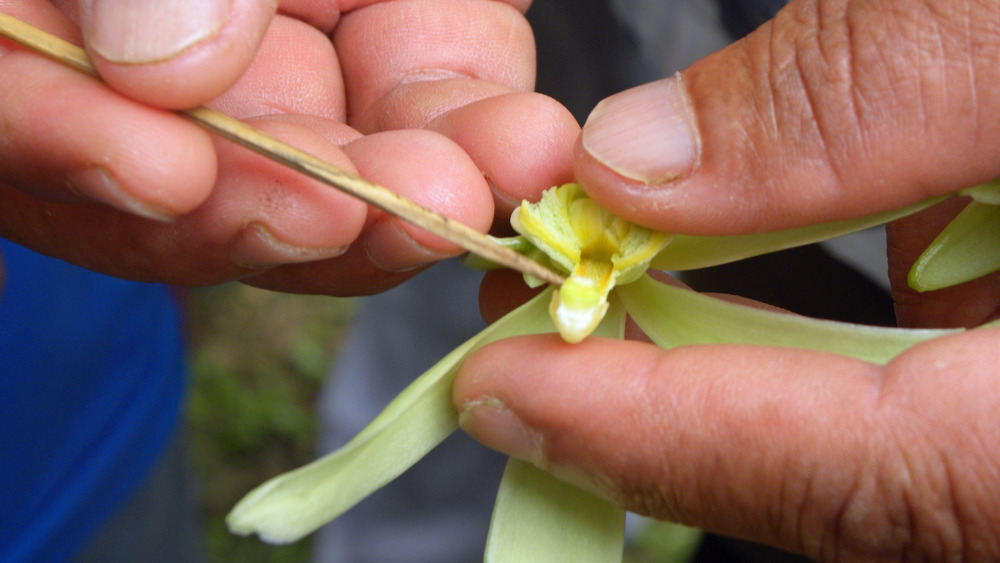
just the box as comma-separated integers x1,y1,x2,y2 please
631,520,704,563
483,298,626,563
618,274,959,364
227,287,559,544
960,178,1000,205
651,198,942,271
484,459,625,563
908,200,1000,292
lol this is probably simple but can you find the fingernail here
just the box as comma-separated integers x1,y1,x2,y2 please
86,0,231,64
459,399,617,501
66,166,176,221
581,73,700,185
231,223,347,267
458,398,546,467
364,219,452,272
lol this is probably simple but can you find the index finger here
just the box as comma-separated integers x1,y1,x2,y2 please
454,327,1000,560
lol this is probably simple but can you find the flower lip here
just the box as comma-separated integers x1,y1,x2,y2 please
511,183,672,342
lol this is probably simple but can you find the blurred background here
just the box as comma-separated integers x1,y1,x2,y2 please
184,2,845,562
183,283,353,562
182,279,702,563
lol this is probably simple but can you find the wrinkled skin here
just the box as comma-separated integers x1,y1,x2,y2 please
6,0,1000,559
0,0,579,295
458,0,1000,561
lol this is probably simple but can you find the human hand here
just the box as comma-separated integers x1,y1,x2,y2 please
456,0,1000,559
0,0,577,295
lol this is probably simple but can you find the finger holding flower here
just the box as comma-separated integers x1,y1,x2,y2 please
0,0,578,295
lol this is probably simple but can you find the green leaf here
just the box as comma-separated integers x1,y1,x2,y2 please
651,198,942,271
485,459,626,563
483,297,627,563
618,274,959,364
227,287,559,543
908,200,1000,292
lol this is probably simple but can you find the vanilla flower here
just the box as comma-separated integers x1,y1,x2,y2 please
227,182,998,562
510,183,671,342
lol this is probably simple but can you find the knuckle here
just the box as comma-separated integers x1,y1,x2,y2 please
741,0,1000,223
827,405,977,562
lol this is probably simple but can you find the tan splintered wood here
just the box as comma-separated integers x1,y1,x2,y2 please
0,11,566,286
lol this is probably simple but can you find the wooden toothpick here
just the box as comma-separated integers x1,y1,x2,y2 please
0,11,566,286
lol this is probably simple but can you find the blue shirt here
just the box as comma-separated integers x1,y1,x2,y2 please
0,240,186,562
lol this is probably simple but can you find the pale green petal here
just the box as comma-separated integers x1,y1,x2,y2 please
631,520,704,563
909,200,1000,292
511,184,585,273
484,459,626,563
483,297,627,563
651,198,942,271
960,178,1000,205
618,274,959,364
227,287,559,544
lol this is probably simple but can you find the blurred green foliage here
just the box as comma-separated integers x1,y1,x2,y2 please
184,283,354,562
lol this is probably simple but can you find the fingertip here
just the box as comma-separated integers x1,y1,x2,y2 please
78,107,220,216
575,4,1000,237
207,14,346,121
572,74,713,233
453,335,631,440
229,222,348,268
343,129,494,271
82,0,277,108
454,335,653,490
206,117,368,266
456,395,548,468
579,76,700,187
335,0,535,131
65,165,179,222
0,51,219,216
362,217,455,272
430,92,579,219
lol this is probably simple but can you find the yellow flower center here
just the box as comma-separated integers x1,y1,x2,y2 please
511,184,671,342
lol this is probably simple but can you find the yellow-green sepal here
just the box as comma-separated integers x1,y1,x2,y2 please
618,274,960,364
483,296,627,563
908,198,1000,292
651,198,942,271
484,459,626,563
226,287,559,543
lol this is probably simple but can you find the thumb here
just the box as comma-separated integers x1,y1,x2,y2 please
574,0,1000,236
78,0,277,108
454,331,1000,560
